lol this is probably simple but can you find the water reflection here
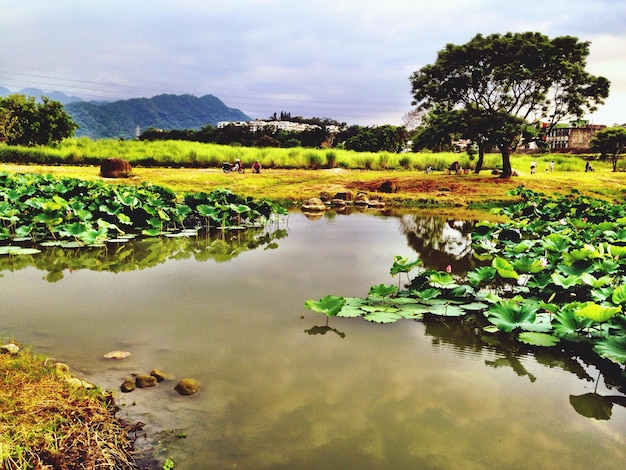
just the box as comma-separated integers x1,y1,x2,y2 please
400,215,475,272
2,211,626,469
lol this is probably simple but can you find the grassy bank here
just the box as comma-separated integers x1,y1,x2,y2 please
0,341,139,469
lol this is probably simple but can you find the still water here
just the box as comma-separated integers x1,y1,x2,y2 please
1,211,625,469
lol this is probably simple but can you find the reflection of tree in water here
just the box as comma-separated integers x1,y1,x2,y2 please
400,216,475,272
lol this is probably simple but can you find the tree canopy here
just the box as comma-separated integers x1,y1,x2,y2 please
589,126,626,172
0,94,78,146
410,32,610,177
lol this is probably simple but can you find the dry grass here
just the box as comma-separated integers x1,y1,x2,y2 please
0,343,139,469
2,163,625,210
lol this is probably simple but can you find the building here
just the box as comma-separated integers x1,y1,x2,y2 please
544,120,605,150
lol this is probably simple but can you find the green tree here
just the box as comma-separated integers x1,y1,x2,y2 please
0,94,78,146
410,32,610,177
589,127,626,172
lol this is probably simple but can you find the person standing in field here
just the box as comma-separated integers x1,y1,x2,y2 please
530,160,537,174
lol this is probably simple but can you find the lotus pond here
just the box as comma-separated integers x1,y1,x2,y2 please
2,202,626,469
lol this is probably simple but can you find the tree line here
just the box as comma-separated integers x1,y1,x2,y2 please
139,120,410,154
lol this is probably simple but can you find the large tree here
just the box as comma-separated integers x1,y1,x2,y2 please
410,32,610,177
589,126,626,172
0,94,78,146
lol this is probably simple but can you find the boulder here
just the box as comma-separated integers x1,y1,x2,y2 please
150,369,168,382
354,192,370,206
135,374,158,388
175,378,200,396
301,197,326,212
100,158,132,178
120,378,136,393
1,343,20,355
334,191,353,201
378,181,397,193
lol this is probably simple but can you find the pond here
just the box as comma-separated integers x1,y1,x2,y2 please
1,211,626,469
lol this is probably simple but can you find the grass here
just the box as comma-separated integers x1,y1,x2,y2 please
0,341,139,469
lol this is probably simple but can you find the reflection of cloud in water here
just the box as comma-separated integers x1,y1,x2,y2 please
400,216,475,272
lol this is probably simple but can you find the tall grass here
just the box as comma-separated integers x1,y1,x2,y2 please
0,137,608,172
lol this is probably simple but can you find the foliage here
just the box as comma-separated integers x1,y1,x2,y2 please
0,172,287,247
0,94,78,146
589,126,626,172
306,185,626,365
410,32,610,177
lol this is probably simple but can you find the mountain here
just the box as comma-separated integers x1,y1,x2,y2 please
65,94,251,139
0,87,83,104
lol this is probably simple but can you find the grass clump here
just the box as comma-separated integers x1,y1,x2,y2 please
0,342,139,469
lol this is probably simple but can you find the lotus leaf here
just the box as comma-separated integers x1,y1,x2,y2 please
594,336,626,363
304,295,346,318
467,266,496,287
518,332,560,347
512,257,547,274
551,272,580,288
368,283,398,299
611,285,626,305
390,255,421,276
542,233,572,252
363,310,403,323
492,257,519,279
563,246,601,265
426,303,466,317
553,308,593,336
486,299,538,333
575,303,621,323
428,272,457,288
337,297,368,318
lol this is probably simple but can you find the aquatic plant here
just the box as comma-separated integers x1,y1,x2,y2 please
305,185,626,365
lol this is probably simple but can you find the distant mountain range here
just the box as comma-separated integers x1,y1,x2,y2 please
0,87,251,139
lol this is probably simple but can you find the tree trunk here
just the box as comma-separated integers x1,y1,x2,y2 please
499,144,512,178
474,143,485,174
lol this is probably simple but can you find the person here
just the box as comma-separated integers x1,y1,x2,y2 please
549,161,555,172
585,161,594,172
232,158,241,172
530,160,537,174
251,161,262,173
449,161,459,174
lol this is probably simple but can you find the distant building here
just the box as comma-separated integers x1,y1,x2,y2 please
544,120,605,150
217,120,341,134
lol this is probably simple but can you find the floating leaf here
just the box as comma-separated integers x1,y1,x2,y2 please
368,283,398,299
304,295,346,318
467,266,496,287
390,255,421,276
428,272,457,288
363,310,403,323
518,332,560,347
486,299,538,333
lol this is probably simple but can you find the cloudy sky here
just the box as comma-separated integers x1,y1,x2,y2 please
1,0,625,125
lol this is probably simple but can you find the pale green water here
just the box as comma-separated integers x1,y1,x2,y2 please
1,212,625,469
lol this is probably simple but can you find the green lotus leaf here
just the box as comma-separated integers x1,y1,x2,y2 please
551,272,580,288
518,332,560,347
116,213,132,225
542,233,572,252
460,301,489,311
141,228,163,236
580,273,612,288
428,272,457,288
483,325,501,334
569,393,613,420
394,303,426,319
611,285,626,305
504,239,537,255
337,297,368,318
575,303,621,323
607,244,626,259
363,310,403,324
390,255,421,276
594,336,626,363
563,245,602,265
360,305,400,314
304,295,346,318
492,256,519,279
427,303,466,317
592,259,620,275
486,299,538,333
526,273,552,289
0,246,41,256
467,266,496,287
512,257,547,274
368,283,398,298
553,307,594,336
413,288,441,300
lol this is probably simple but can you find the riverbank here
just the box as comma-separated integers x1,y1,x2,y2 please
0,341,140,469
2,163,625,212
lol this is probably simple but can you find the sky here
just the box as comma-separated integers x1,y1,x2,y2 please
1,0,625,126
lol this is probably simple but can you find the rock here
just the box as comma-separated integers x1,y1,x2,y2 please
175,378,200,396
54,362,70,375
334,191,353,201
150,369,168,382
135,374,158,388
103,350,132,359
1,343,20,355
354,192,370,206
301,197,326,212
378,180,397,193
120,378,136,393
65,376,95,389
330,198,346,208
368,199,386,208
100,158,132,178
319,191,331,202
